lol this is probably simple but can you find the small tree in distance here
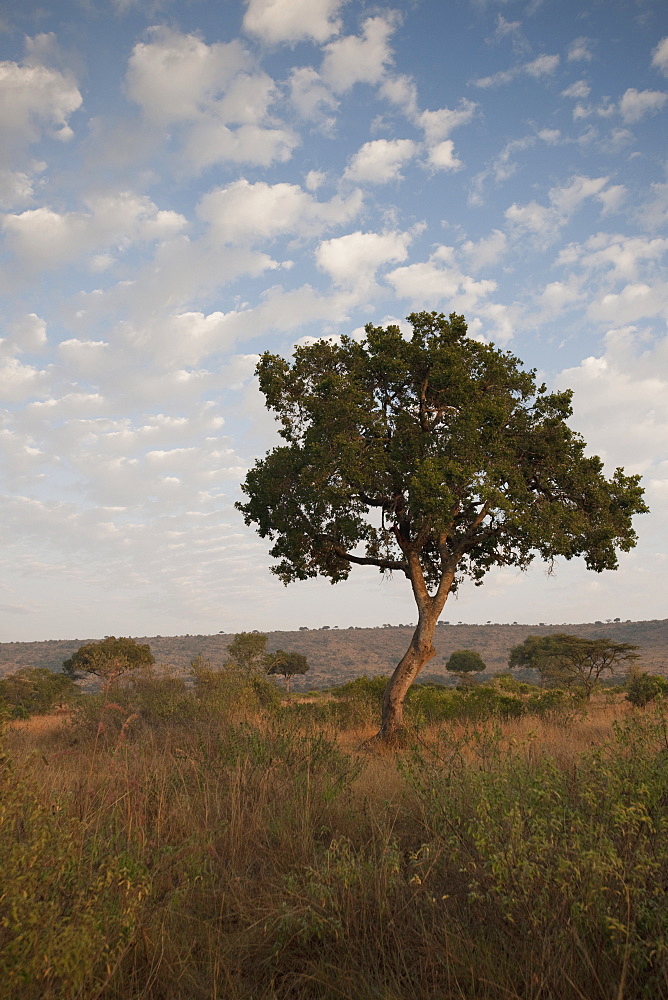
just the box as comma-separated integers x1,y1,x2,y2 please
446,649,486,681
226,632,271,676
509,634,640,698
266,650,309,694
237,311,648,739
63,636,154,684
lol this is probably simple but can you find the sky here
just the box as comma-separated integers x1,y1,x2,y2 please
0,0,666,642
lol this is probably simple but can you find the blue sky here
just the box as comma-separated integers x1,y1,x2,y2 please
1,0,666,642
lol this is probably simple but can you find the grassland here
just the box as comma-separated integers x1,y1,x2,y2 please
2,670,667,1000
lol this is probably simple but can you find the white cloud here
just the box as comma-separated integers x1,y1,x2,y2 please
567,37,593,62
344,138,416,183
426,140,463,171
474,53,559,88
316,229,412,290
125,27,298,170
197,179,362,244
505,175,614,243
651,37,668,77
181,120,298,170
635,182,668,232
385,245,497,315
558,326,668,476
321,13,398,93
289,66,338,127
242,0,345,45
3,192,187,270
460,229,508,270
618,87,668,123
561,79,591,99
0,42,82,163
589,283,668,325
125,28,251,124
417,99,478,143
379,73,419,117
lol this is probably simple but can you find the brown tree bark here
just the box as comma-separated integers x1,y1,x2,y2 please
378,552,455,740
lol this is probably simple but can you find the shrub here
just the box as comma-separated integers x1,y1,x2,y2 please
626,671,668,708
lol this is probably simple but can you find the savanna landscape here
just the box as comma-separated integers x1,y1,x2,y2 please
1,621,667,1000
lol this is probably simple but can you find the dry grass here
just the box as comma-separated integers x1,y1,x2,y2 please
2,688,667,1000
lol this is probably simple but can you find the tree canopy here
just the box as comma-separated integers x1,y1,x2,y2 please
63,636,154,683
446,649,487,676
266,649,309,694
509,633,640,697
226,632,272,676
237,312,647,737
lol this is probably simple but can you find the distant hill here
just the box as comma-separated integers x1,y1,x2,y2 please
1,620,666,690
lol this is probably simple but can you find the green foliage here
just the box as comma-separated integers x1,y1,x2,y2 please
63,635,154,682
401,711,668,999
0,668,78,717
189,655,281,719
509,633,640,697
238,311,646,590
226,631,272,676
0,744,150,999
626,671,668,707
266,649,310,692
445,648,486,674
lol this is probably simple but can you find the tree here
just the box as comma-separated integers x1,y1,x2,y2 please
626,671,668,708
63,636,154,683
0,668,78,716
509,633,640,698
266,649,310,694
226,632,271,676
236,311,648,739
446,649,486,679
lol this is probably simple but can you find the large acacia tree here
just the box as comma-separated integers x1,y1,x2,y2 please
237,312,647,738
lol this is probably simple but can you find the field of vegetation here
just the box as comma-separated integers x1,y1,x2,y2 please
2,667,667,1000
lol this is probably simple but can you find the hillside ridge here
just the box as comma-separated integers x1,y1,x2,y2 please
1,619,666,689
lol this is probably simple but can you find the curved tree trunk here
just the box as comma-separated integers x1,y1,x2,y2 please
379,611,440,739
378,555,455,740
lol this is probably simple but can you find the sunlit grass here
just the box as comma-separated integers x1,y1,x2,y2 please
2,678,666,999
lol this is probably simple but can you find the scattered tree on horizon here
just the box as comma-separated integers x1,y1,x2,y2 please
266,649,310,694
445,649,487,679
226,632,272,676
509,633,640,698
62,636,155,683
237,311,648,740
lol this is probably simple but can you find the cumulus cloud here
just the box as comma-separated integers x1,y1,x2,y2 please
3,191,187,270
460,229,508,271
125,27,297,170
651,37,668,77
242,0,345,45
505,175,615,244
561,79,591,99
289,66,338,128
316,229,412,291
0,37,82,164
125,28,251,124
321,13,398,93
385,244,498,317
198,179,362,243
343,138,416,183
618,87,668,123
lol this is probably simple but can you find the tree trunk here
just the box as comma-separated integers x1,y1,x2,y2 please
378,605,441,740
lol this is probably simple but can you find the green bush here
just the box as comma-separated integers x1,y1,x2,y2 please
0,668,78,717
0,741,150,999
626,671,668,707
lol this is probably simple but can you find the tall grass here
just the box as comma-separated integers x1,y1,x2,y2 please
2,673,666,999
